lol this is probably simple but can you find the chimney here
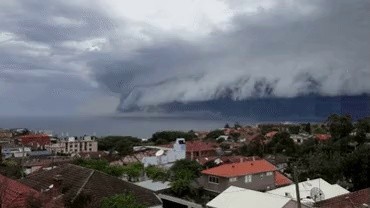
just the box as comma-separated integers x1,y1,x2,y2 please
252,156,255,161
240,157,244,163
53,174,63,187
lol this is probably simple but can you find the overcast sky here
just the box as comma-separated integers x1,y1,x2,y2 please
0,0,369,116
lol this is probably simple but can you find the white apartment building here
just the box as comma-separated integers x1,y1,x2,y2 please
47,136,98,154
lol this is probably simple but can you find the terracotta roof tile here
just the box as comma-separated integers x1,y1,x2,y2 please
315,134,332,141
275,171,293,187
0,174,39,208
315,188,370,208
265,131,279,138
20,164,162,208
202,159,277,177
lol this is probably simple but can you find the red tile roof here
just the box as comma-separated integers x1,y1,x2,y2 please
315,134,332,141
315,188,370,208
17,134,51,148
275,171,293,187
187,140,217,152
201,159,277,177
197,155,261,166
0,174,39,208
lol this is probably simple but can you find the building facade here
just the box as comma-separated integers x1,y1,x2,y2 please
46,136,98,154
200,159,278,193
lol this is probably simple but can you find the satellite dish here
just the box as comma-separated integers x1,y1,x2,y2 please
155,149,164,157
310,187,325,202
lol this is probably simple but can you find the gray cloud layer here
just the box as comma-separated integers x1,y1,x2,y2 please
0,0,369,115
93,0,370,111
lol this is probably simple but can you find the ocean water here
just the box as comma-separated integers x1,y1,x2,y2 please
0,115,234,138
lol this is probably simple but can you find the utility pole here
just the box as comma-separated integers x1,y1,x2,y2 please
294,166,302,208
21,144,25,179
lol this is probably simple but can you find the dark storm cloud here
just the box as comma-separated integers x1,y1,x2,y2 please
0,0,115,43
0,0,369,115
91,0,370,111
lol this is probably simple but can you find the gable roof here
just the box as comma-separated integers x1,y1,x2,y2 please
0,174,39,208
314,188,370,208
19,164,162,208
207,186,294,208
201,159,277,177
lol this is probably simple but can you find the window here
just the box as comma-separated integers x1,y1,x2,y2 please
89,143,92,146
245,175,252,183
89,148,92,151
229,177,237,182
266,172,273,176
209,176,219,184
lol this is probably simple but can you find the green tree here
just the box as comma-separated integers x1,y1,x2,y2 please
267,132,297,156
355,117,370,133
302,123,311,134
327,114,353,140
123,163,144,182
342,146,370,190
288,125,300,134
151,131,195,144
169,160,202,196
101,194,145,208
205,130,224,140
145,165,169,181
98,136,141,156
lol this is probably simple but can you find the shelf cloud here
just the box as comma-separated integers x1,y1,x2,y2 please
0,0,369,115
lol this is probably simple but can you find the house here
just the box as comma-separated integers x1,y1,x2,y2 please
315,134,332,141
206,186,309,208
0,174,40,208
216,135,229,142
17,134,51,150
0,129,12,139
267,178,349,207
46,136,98,154
1,145,31,159
290,133,313,144
265,131,279,139
111,150,157,165
197,155,261,166
314,187,370,208
23,156,72,175
139,138,186,168
19,164,162,208
199,159,278,193
275,171,293,187
159,139,217,161
186,140,217,160
265,154,290,172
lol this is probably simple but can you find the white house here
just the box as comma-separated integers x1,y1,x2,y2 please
207,186,308,208
267,178,349,206
140,138,186,168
